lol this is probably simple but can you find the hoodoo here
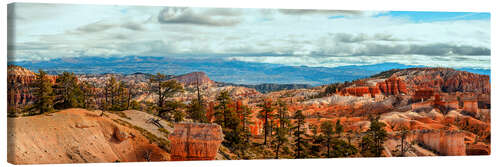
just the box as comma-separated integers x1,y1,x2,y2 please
168,123,223,161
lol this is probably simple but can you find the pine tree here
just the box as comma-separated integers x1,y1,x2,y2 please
361,116,388,157
106,76,118,110
187,98,207,123
258,99,274,146
33,69,55,114
149,73,166,108
335,119,344,137
239,104,254,145
395,126,413,157
293,110,307,159
214,90,232,128
272,100,290,159
54,72,83,109
320,121,335,157
149,73,183,118
81,81,96,110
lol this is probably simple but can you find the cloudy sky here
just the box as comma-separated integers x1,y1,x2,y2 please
8,3,491,69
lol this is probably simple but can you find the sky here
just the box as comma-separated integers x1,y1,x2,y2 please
7,3,491,69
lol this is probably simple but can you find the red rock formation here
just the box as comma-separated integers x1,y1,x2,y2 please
377,77,407,95
392,68,490,94
466,142,490,155
168,123,223,161
413,88,435,102
7,65,57,109
338,77,407,97
340,86,381,97
417,130,466,156
462,99,479,114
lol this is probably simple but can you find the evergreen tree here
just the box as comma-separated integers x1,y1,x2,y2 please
272,100,290,158
113,81,127,110
214,90,232,127
329,138,358,157
33,69,55,114
105,76,118,110
293,110,308,159
310,124,323,158
394,126,413,157
258,99,274,146
149,74,183,118
187,98,207,123
239,104,254,144
335,119,344,137
361,116,388,157
54,72,83,109
320,121,335,157
81,81,96,110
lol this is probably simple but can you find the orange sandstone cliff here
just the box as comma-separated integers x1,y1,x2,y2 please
168,123,223,161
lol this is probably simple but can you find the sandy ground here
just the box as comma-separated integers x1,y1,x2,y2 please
7,109,168,164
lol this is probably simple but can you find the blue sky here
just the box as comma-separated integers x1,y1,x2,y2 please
376,11,490,22
8,3,491,70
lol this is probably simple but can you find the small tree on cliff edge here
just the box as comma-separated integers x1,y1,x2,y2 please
187,98,207,123
361,116,388,157
33,69,55,114
293,110,308,159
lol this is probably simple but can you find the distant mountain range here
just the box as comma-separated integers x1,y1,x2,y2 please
8,56,490,86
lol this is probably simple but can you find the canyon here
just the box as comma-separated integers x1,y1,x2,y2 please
6,65,491,163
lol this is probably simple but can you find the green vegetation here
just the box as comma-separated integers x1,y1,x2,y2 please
54,72,84,109
361,116,388,157
32,69,55,115
258,99,274,146
158,128,170,137
149,73,184,121
271,100,290,159
293,110,308,158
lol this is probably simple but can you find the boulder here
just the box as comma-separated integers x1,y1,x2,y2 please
168,123,223,161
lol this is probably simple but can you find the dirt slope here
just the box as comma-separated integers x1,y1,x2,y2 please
7,108,169,164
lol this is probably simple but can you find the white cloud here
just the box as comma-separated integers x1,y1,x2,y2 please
8,3,490,70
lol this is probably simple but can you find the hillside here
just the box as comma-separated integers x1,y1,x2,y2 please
7,109,169,164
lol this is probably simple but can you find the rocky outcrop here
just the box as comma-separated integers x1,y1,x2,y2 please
7,65,57,108
416,130,466,156
466,142,490,155
339,86,381,97
168,123,223,161
377,77,407,95
390,68,490,94
337,77,406,98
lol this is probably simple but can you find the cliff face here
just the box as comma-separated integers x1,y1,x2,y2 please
417,130,466,156
338,77,407,97
377,77,408,95
7,65,57,108
339,86,381,97
168,123,223,161
391,68,490,94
